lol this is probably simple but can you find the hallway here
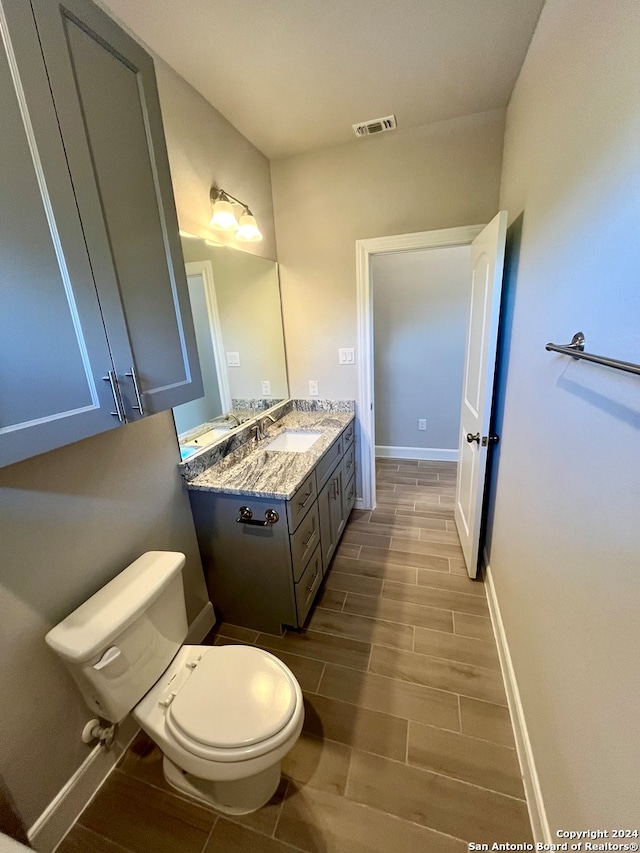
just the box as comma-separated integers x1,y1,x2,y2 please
56,460,532,852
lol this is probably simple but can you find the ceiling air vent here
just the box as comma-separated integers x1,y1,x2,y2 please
352,115,397,138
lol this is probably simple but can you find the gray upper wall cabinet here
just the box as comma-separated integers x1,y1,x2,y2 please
0,0,203,468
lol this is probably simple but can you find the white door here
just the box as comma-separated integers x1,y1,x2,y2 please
454,211,508,578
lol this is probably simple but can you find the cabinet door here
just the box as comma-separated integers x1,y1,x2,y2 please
318,466,344,572
333,466,346,542
30,0,203,418
0,2,121,468
189,490,296,635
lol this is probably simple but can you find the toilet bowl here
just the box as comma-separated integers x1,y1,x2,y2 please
45,551,304,815
133,643,304,813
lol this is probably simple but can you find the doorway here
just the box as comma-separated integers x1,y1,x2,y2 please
372,244,471,460
356,225,484,510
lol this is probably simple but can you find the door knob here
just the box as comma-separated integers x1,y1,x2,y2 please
466,432,480,444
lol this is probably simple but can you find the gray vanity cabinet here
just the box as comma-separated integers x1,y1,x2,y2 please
189,423,355,634
189,483,324,635
0,0,202,468
189,490,301,636
188,421,356,635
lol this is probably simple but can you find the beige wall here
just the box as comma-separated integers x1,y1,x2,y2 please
156,60,277,261
486,0,640,829
271,109,505,399
0,413,208,828
0,57,277,831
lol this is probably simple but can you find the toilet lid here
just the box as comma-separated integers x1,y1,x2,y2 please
167,646,297,749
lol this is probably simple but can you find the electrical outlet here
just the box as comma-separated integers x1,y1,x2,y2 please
339,347,355,365
309,380,319,396
418,418,427,431
261,380,271,396
226,351,240,367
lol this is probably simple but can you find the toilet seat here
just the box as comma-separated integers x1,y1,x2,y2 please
162,646,299,762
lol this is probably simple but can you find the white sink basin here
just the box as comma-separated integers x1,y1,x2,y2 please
183,426,231,449
266,429,322,452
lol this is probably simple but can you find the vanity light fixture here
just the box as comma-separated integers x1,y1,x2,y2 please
209,187,263,242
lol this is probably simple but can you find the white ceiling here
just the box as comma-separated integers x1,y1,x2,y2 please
101,0,545,159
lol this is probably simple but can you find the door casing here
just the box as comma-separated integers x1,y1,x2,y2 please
355,224,484,510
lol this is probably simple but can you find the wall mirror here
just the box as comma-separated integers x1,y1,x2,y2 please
173,236,289,458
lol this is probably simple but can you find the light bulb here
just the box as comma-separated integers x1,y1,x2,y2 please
210,199,238,231
236,211,262,242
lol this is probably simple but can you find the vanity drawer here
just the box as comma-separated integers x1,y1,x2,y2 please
342,421,355,453
290,504,320,582
315,435,343,490
286,471,317,532
342,441,355,484
294,546,322,626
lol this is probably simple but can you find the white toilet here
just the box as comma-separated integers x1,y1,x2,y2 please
45,551,304,815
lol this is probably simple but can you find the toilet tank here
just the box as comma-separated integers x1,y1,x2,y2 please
46,552,189,723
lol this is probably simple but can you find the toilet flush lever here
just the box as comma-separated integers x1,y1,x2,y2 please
93,646,121,671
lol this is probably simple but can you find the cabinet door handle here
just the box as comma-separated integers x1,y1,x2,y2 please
335,476,341,497
125,365,144,415
298,489,313,508
346,458,354,469
306,571,320,595
236,506,280,526
302,527,317,548
102,371,125,422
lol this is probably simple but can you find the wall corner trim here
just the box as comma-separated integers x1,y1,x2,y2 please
483,552,552,845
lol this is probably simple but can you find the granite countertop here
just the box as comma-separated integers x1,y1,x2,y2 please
185,409,354,499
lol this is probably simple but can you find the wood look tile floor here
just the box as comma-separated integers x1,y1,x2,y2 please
56,461,532,853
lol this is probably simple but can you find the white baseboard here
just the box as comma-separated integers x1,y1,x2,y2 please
375,445,458,462
29,716,139,853
186,601,216,643
483,553,551,845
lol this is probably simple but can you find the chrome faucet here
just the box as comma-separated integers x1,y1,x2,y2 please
224,412,241,426
255,414,276,440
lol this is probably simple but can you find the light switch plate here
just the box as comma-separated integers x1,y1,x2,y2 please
226,352,240,367
309,380,319,396
261,380,271,396
339,348,355,365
